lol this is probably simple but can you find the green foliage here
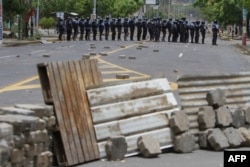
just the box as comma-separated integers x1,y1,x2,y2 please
39,17,56,34
193,0,250,25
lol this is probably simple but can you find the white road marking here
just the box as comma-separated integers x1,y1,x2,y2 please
0,55,17,59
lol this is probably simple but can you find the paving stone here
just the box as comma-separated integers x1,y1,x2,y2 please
174,132,196,153
13,134,25,149
198,129,212,149
231,108,245,128
223,127,243,148
116,74,130,79
170,110,190,135
105,136,127,161
153,49,159,52
0,123,13,141
238,127,250,146
137,135,161,158
11,148,24,164
215,106,233,127
244,106,250,124
128,56,136,59
0,141,10,166
206,89,226,109
198,106,216,130
207,128,229,151
119,55,126,59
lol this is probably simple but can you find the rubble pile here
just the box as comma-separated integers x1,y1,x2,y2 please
0,104,56,167
198,89,250,151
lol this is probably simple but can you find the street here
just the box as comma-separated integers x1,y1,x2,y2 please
1,35,250,166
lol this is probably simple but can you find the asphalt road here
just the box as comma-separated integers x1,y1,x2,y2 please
1,35,250,166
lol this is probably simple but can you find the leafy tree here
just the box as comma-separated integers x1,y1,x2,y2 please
39,17,56,35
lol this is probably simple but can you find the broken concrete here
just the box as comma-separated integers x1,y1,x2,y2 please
244,106,250,124
207,128,229,151
105,136,127,161
137,135,161,158
198,106,216,130
170,110,190,135
198,129,212,149
174,132,196,153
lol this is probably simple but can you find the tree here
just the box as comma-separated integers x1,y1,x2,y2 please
39,17,55,35
193,0,250,25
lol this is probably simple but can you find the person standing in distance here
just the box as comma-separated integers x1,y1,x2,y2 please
212,20,219,45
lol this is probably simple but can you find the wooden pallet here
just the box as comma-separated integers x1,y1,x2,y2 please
37,59,102,166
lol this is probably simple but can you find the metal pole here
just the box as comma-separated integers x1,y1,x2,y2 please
242,5,247,45
36,0,39,29
0,0,3,45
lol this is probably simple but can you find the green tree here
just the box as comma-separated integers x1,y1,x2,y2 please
39,17,56,35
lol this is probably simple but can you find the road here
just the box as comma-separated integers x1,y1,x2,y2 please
0,35,250,166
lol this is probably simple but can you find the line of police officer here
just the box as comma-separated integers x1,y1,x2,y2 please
57,16,219,45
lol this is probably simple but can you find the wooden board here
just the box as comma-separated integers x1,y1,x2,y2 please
37,59,102,166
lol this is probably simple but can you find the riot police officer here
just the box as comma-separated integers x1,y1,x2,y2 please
85,17,91,40
200,21,207,44
136,18,142,41
189,22,195,43
142,18,148,41
161,20,167,42
116,18,123,40
110,18,116,41
195,21,200,43
167,18,172,42
66,17,73,41
212,20,219,45
129,17,136,41
56,17,64,41
104,17,110,40
123,18,129,41
92,19,98,40
78,18,85,40
72,17,79,40
98,18,104,40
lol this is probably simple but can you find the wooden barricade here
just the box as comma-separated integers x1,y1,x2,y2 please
37,59,102,166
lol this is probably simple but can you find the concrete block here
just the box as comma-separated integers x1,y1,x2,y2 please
0,123,13,141
206,89,226,109
0,107,34,116
223,127,243,148
238,127,250,146
215,106,233,127
137,135,161,158
105,136,127,161
23,144,35,157
198,106,216,130
33,151,53,167
0,115,40,135
14,104,54,117
170,110,190,135
174,132,196,153
231,109,245,128
11,148,24,164
46,116,56,128
207,128,229,151
24,130,44,144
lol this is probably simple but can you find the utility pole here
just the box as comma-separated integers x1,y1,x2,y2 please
92,0,96,20
0,0,3,45
242,8,247,46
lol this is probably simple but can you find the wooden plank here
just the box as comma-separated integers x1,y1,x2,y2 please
94,113,169,141
62,61,85,162
97,128,173,158
87,78,171,106
89,59,102,86
47,62,75,165
74,61,100,160
91,93,177,124
81,59,95,88
37,63,53,104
